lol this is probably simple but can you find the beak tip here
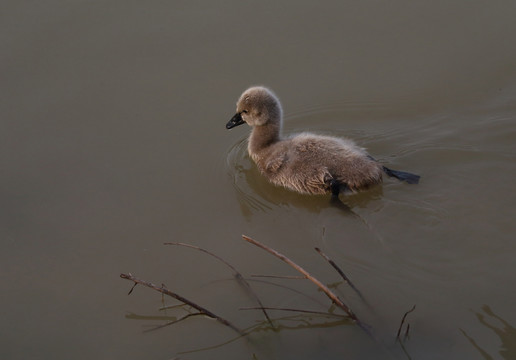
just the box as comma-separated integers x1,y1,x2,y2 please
226,113,245,130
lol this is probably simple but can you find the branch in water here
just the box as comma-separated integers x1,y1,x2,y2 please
250,274,306,280
396,304,416,341
163,242,273,327
314,247,367,303
241,235,358,322
120,273,245,335
240,306,350,318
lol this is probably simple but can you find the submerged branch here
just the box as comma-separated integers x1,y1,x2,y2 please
250,274,306,280
240,306,350,318
163,242,273,327
144,313,203,333
314,247,367,303
163,242,237,272
120,273,244,335
241,235,358,322
396,304,416,341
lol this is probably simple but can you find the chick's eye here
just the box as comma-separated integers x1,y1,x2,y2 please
241,110,248,114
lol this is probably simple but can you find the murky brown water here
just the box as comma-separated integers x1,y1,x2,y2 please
2,1,516,359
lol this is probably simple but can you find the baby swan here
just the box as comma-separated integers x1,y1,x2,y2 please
226,86,420,198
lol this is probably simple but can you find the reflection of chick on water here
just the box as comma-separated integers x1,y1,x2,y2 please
226,87,420,206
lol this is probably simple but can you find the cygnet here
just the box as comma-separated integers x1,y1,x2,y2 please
226,86,420,199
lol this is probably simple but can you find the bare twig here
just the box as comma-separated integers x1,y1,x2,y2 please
404,323,410,340
159,303,188,311
163,242,237,272
250,274,305,280
127,282,138,295
314,247,366,303
144,313,203,333
164,242,273,327
174,311,351,356
396,305,416,341
247,278,328,307
240,306,350,318
124,312,178,321
120,273,244,335
241,235,358,322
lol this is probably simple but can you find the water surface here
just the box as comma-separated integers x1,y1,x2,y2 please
1,1,516,359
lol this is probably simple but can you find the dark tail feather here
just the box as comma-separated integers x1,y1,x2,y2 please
382,166,420,184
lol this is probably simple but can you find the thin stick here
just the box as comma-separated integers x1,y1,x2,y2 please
250,274,306,280
241,235,358,322
143,313,203,333
314,247,366,303
159,303,188,311
239,306,350,318
396,304,416,341
120,273,244,335
127,282,138,295
247,278,328,307
164,242,273,327
404,323,410,340
163,242,238,273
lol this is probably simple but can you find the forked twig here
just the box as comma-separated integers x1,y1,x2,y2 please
163,242,273,327
241,235,358,322
396,305,416,341
314,247,366,303
120,273,244,335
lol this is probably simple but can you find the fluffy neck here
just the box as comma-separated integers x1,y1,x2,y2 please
247,94,283,156
248,122,281,156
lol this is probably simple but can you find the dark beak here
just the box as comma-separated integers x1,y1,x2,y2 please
226,112,245,129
